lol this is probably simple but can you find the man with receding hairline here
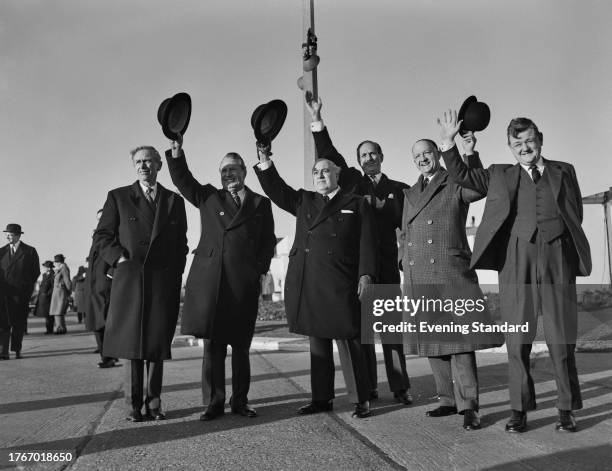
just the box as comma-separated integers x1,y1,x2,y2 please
305,94,413,406
255,143,376,418
94,145,188,422
166,134,276,421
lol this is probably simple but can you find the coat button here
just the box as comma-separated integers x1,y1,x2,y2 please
331,233,337,237
430,258,435,264
409,260,415,266
427,219,433,225
304,248,310,253
427,239,433,244
407,242,413,247
220,211,225,216
327,250,333,255
307,230,312,235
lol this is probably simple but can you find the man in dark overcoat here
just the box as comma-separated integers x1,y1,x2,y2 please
94,146,188,422
255,144,377,418
85,209,116,368
0,224,40,360
34,261,55,334
306,95,412,405
440,111,591,433
399,133,502,430
165,134,276,421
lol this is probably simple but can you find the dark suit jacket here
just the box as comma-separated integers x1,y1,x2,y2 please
166,151,276,345
313,127,408,283
0,242,40,329
94,181,188,360
442,150,591,276
255,162,377,339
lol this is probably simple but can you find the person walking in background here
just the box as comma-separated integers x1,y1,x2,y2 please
50,254,71,334
72,266,87,323
0,223,40,359
34,261,55,334
261,271,275,302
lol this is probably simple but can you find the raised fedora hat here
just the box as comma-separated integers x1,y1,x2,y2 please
251,99,288,146
458,95,491,133
157,92,192,140
3,223,23,234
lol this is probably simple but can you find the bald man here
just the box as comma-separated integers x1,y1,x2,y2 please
255,144,376,418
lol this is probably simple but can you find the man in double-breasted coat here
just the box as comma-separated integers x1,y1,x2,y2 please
255,144,377,418
400,133,503,430
306,95,412,405
85,209,116,368
440,111,591,433
94,145,188,422
0,223,40,360
166,134,276,421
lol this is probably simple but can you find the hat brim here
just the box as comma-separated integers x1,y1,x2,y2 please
251,99,288,145
458,96,477,126
158,93,192,140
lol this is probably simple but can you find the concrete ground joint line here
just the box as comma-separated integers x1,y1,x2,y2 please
255,351,407,471
61,381,124,470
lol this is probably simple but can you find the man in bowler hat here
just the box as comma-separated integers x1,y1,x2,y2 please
0,224,40,359
94,146,188,422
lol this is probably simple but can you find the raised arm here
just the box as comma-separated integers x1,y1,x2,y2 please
256,198,276,275
253,144,302,217
165,134,216,207
306,94,362,190
438,109,491,196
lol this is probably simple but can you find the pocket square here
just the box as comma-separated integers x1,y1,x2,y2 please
341,209,354,214
388,194,394,199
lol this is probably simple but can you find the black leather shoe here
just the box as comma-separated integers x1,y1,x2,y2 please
297,401,333,415
505,410,527,433
352,401,371,418
369,389,379,400
98,359,117,368
15,351,22,359
145,408,167,421
426,406,457,417
394,390,413,405
93,348,101,354
199,406,224,421
126,409,143,422
462,409,481,430
555,410,577,432
232,405,257,418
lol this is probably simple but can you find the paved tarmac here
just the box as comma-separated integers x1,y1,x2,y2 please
1,314,611,471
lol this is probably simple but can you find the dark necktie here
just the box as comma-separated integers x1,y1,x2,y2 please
422,177,429,192
529,165,541,183
323,195,330,203
8,245,14,260
145,187,155,206
231,191,241,208
370,176,377,188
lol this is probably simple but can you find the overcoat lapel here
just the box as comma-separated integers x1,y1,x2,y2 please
7,244,24,268
309,190,352,230
129,181,155,228
150,184,174,242
403,171,447,223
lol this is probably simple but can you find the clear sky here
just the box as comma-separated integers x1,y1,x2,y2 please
1,0,611,284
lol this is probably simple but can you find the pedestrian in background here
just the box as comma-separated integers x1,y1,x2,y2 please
50,254,71,334
34,261,55,334
72,265,87,323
